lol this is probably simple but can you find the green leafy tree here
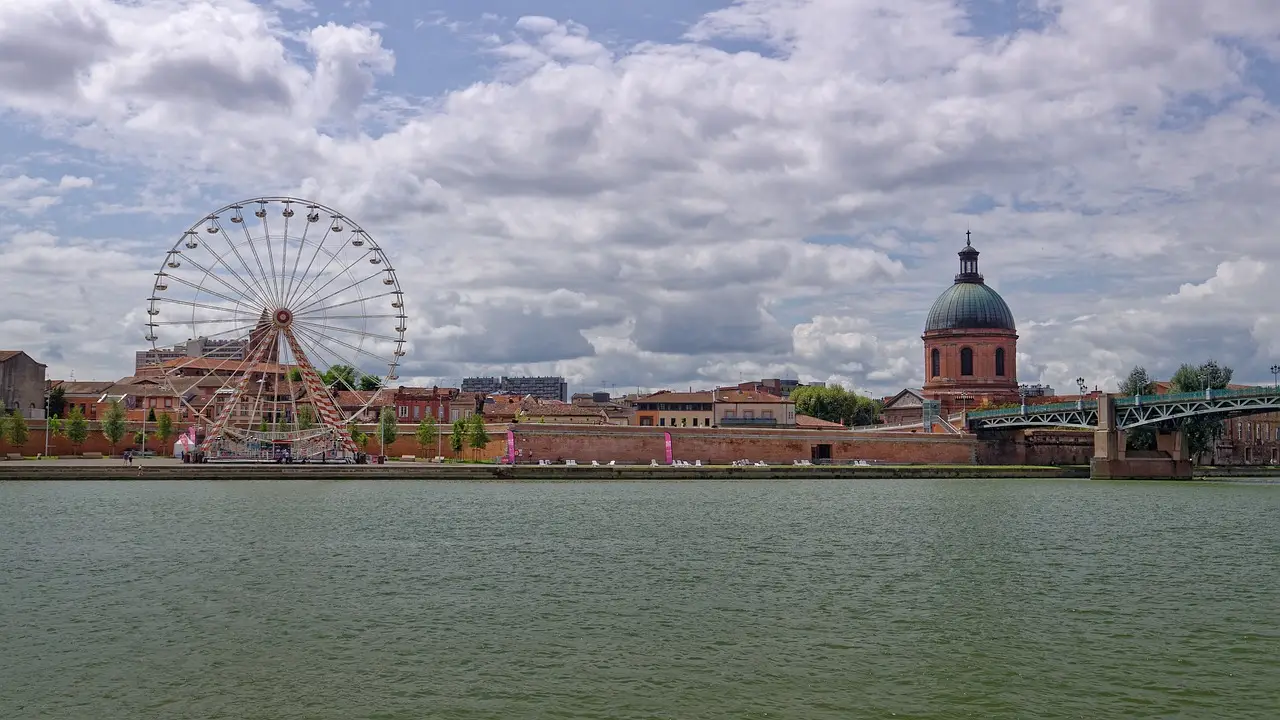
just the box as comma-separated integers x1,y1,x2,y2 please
297,405,315,431
133,430,147,447
66,407,89,452
416,416,438,457
48,415,65,439
146,407,157,422
258,420,270,433
47,387,66,417
378,406,398,452
101,400,127,455
449,418,466,458
323,365,358,392
289,367,303,383
155,412,175,449
467,414,490,460
4,409,29,451
1169,360,1233,464
0,413,7,447
1118,366,1158,451
790,385,879,426
359,375,383,391
356,432,370,452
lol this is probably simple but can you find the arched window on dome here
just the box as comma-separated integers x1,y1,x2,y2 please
995,348,1006,377
960,347,974,376
931,348,940,378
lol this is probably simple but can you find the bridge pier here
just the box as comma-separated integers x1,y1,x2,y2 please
1090,394,1192,480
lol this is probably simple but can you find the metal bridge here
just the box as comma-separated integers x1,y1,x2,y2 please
965,386,1280,430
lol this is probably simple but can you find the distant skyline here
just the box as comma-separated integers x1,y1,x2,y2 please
2,0,1280,396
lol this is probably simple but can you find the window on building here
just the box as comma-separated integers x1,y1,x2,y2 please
164,398,172,408
398,405,408,418
723,410,736,418
744,410,755,419
995,348,1006,377
692,418,698,427
762,410,773,419
960,347,974,376
413,405,420,420
659,418,666,426
640,417,653,426
706,417,712,426
931,348,940,378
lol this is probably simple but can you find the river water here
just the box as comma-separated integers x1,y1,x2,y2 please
1,479,1276,719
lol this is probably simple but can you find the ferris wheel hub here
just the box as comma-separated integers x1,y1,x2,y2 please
273,308,293,327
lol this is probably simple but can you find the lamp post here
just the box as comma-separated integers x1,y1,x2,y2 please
1076,377,1088,396
1271,364,1279,388
43,389,51,457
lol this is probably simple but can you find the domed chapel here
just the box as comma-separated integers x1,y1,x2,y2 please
920,232,1020,414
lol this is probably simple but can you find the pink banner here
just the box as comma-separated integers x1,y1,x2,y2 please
506,429,516,464
664,432,673,465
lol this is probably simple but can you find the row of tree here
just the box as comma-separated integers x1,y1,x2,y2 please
0,401,138,455
1119,360,1233,462
789,384,881,427
402,411,492,460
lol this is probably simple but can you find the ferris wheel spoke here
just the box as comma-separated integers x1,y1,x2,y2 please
293,318,403,344
291,322,394,367
164,272,259,311
176,251,270,311
215,221,274,309
151,297,246,315
282,204,315,308
286,328,361,418
234,205,280,308
255,200,282,306
185,225,272,307
289,326,387,394
291,269,383,318
293,291,399,319
285,219,335,310
288,247,373,313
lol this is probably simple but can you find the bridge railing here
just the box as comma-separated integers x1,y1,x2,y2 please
967,399,1096,420
1114,386,1280,407
969,386,1280,421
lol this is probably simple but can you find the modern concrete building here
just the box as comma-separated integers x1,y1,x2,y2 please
634,391,714,427
135,336,247,373
713,389,797,427
922,232,1020,414
461,376,568,402
0,350,47,419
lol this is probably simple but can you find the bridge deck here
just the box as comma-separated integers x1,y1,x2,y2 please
967,386,1280,430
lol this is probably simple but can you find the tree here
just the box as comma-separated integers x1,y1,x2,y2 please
155,412,175,449
4,409,28,451
47,386,66,417
416,416,438,457
146,407,157,422
1118,366,1158,451
467,414,490,460
323,365,358,392
377,406,398,453
133,430,147,447
359,375,383,391
1169,360,1233,463
101,400,127,455
297,405,315,431
289,367,303,383
48,415,65,439
0,413,7,447
66,407,89,452
449,418,466,458
790,384,879,426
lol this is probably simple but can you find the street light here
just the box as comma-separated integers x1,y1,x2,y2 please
1076,377,1088,395
43,389,51,457
1271,364,1279,388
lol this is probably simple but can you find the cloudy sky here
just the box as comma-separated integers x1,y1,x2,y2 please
2,0,1279,397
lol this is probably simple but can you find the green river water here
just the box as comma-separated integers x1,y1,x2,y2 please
1,478,1277,719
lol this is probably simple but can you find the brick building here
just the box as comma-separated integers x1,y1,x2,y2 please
922,233,1020,414
392,386,452,424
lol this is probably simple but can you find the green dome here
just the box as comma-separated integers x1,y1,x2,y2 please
924,281,1016,332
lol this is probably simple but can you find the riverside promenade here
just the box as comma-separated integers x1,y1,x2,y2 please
0,458,1091,481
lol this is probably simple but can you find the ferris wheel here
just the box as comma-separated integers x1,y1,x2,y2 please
145,197,407,460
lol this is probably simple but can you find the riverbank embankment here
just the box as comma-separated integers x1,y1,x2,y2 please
0,459,1089,481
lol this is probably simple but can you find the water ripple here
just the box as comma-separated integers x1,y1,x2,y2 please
0,478,1277,719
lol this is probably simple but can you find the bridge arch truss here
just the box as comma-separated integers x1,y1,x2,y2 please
966,387,1280,431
